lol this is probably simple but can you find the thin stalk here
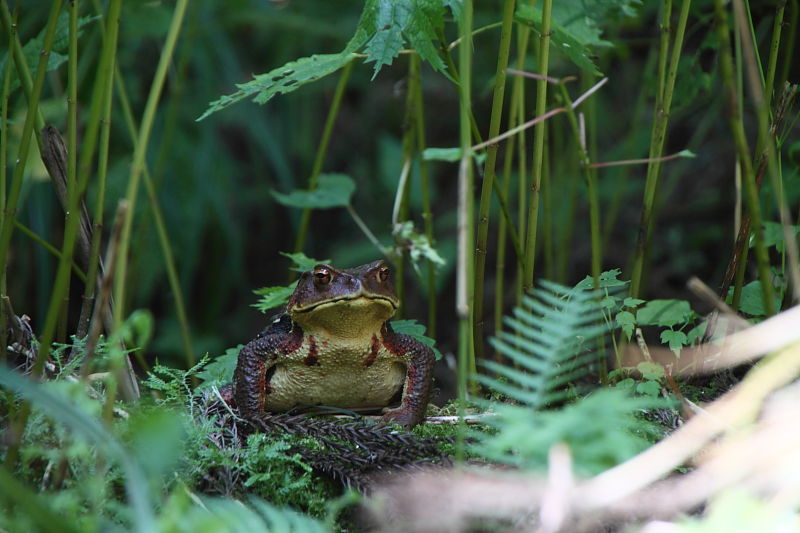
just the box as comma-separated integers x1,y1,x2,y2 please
494,30,528,357
0,7,14,362
1,0,64,470
473,0,515,363
714,0,776,315
734,0,800,304
114,0,189,329
456,0,474,463
778,0,797,89
291,60,354,265
410,55,437,337
763,1,785,111
629,0,691,298
13,221,86,282
522,0,553,291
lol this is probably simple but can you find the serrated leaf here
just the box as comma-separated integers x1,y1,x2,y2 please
0,14,99,94
198,52,358,121
660,329,688,357
253,283,296,313
574,268,629,290
687,321,707,344
623,297,646,308
280,252,329,272
271,174,355,209
391,319,442,360
615,310,635,341
636,299,693,327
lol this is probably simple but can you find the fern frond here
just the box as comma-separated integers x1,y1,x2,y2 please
483,281,613,411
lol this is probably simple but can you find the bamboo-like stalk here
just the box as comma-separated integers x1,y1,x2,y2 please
629,0,691,299
410,55,437,337
495,25,531,357
291,60,354,265
778,0,797,89
763,1,786,111
1,0,64,470
733,0,800,304
0,7,13,363
113,0,189,329
522,0,553,291
473,0,515,364
713,0,776,316
0,0,61,296
456,0,474,462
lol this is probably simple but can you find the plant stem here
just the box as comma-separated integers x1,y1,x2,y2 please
114,0,189,329
13,221,86,281
629,0,691,299
456,0,474,462
291,60,354,265
522,0,553,291
714,0,776,315
410,54,437,337
733,0,800,304
1,0,64,470
473,0,515,364
0,6,13,362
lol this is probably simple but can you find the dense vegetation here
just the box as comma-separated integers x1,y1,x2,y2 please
1,0,799,530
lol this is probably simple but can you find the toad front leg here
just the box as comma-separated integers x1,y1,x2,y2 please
380,329,436,428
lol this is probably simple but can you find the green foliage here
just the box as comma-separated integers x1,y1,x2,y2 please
390,318,442,360
0,13,99,94
472,281,664,474
253,283,297,313
515,1,642,75
422,147,487,165
271,173,356,209
392,220,445,271
200,0,458,119
195,346,240,389
482,280,610,410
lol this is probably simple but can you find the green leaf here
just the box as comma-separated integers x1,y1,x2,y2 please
253,283,297,313
623,297,646,308
422,147,487,165
574,268,629,290
599,295,618,309
196,346,240,388
660,329,688,357
754,221,800,253
393,221,446,272
615,310,635,341
730,280,780,317
515,1,641,75
362,0,448,79
687,321,708,344
636,299,694,327
198,52,358,121
271,174,356,209
0,14,99,94
391,318,442,360
636,361,664,381
635,380,661,397
280,252,329,272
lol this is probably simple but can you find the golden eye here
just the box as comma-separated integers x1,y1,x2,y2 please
378,265,390,282
314,267,332,285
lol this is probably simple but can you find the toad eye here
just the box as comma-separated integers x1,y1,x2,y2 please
314,267,332,285
378,265,390,282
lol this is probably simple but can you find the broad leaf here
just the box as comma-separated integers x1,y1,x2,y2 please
280,252,330,272
271,174,355,209
636,299,693,327
660,329,688,357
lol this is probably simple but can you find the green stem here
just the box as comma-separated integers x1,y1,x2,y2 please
763,1,786,111
733,0,799,305
473,0,515,364
291,60,354,263
522,0,553,291
629,0,691,298
0,6,13,362
714,0,775,315
410,54,437,337
1,0,64,470
114,0,189,329
456,0,474,463
14,221,86,282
